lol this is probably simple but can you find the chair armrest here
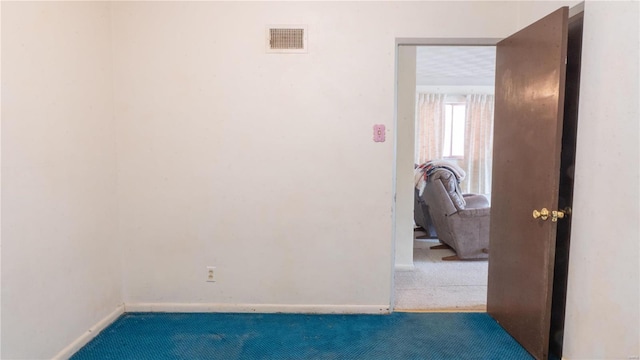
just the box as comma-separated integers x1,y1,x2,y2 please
463,194,490,209
457,207,491,218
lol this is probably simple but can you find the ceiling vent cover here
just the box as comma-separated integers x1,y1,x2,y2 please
266,26,307,54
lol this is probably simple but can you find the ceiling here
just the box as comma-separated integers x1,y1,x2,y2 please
416,46,496,86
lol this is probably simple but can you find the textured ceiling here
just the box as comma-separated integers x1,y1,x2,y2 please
416,46,496,86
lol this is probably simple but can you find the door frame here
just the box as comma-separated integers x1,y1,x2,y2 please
391,38,500,311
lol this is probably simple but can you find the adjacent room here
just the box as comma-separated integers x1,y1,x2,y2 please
394,45,496,312
1,1,638,359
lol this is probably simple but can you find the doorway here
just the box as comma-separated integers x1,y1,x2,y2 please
392,7,582,359
394,45,497,312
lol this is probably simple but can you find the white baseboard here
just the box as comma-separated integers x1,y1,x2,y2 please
53,304,125,360
395,264,415,271
124,303,391,314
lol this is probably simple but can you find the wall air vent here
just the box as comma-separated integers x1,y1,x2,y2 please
266,26,307,54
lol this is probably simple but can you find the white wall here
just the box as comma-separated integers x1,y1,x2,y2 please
111,1,520,308
562,1,640,358
1,2,122,359
0,2,3,356
394,46,417,271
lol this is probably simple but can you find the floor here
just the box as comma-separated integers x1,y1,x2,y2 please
71,312,532,359
394,234,488,311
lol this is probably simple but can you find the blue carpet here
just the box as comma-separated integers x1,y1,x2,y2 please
71,312,533,359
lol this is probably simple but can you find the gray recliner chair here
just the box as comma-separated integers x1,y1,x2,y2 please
423,168,490,260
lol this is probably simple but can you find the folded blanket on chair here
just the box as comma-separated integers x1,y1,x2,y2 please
414,160,466,196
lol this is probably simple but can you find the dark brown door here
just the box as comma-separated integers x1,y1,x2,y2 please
487,7,569,360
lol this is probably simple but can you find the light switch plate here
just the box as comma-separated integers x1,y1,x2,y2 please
373,124,385,142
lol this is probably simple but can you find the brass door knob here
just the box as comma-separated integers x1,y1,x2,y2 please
533,208,568,222
551,210,565,222
533,208,549,220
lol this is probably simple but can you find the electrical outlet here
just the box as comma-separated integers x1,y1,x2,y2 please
206,266,216,282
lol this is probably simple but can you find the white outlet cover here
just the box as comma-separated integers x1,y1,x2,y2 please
206,266,216,282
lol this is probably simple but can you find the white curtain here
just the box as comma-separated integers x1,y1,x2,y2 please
415,93,446,164
461,94,494,195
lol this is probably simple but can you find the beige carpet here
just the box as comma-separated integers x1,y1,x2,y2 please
394,238,488,312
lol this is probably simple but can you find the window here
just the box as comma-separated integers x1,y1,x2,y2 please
443,103,466,158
